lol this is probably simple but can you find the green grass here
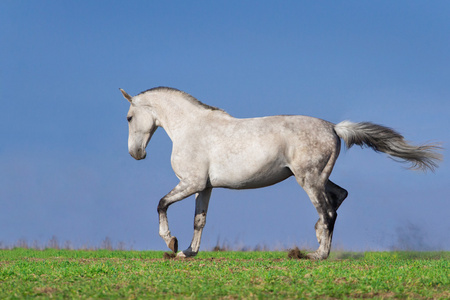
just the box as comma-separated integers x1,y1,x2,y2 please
0,249,449,299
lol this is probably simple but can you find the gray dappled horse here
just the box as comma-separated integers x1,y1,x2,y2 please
120,87,442,259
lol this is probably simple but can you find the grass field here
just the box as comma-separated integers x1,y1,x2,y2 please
0,249,448,299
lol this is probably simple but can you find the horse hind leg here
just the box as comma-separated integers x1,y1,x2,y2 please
292,147,341,260
314,180,348,244
326,180,348,210
299,179,337,260
177,188,212,258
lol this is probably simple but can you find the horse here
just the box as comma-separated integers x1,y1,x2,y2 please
120,86,442,259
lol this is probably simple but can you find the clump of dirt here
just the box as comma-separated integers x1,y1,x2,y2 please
163,252,177,260
287,247,308,259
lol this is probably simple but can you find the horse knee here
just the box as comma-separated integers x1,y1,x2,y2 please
157,198,169,214
194,211,207,230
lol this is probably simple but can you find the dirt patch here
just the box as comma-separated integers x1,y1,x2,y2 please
33,286,58,295
163,252,177,260
287,247,308,259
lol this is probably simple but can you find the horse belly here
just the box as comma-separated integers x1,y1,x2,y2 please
209,159,293,189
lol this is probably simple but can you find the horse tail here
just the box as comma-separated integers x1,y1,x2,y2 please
334,120,443,172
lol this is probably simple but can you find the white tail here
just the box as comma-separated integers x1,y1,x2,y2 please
334,120,443,171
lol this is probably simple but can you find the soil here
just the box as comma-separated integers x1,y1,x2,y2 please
287,247,308,259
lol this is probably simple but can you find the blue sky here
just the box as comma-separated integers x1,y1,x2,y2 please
1,1,449,251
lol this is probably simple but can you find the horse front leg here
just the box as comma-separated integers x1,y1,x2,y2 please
157,181,199,253
177,188,212,258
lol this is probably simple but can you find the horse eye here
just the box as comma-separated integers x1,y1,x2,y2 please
127,116,132,122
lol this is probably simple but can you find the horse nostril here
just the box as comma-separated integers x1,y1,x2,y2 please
136,149,146,160
139,148,147,159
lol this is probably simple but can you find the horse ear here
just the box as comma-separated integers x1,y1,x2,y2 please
120,88,133,103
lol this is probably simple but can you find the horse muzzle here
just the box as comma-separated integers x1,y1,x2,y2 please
129,148,147,160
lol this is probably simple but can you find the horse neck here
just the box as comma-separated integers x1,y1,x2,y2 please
146,92,209,140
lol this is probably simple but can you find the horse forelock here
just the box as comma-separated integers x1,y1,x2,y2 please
138,87,225,113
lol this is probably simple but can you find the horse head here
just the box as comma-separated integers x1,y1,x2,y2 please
120,89,157,160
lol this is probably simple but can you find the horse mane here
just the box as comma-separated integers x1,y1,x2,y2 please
139,87,226,113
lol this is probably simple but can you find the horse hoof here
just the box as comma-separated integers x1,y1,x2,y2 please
307,251,328,260
176,251,187,258
306,253,319,260
168,237,178,253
